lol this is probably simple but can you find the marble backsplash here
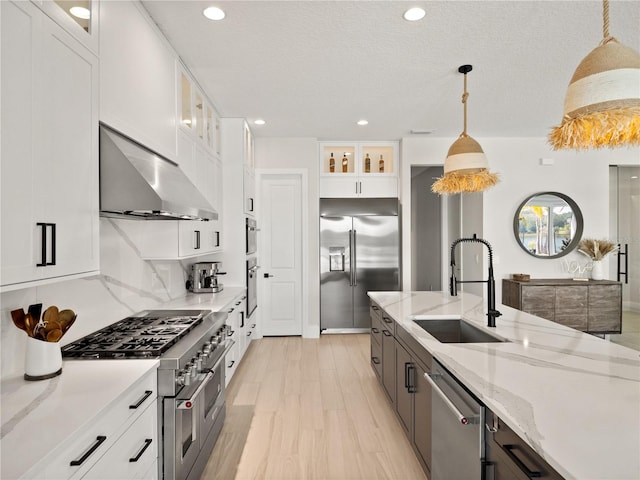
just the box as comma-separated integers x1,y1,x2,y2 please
1,218,221,378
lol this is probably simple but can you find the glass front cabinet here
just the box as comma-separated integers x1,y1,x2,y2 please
319,142,398,198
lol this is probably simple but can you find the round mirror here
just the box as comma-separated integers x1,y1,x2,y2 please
513,192,583,258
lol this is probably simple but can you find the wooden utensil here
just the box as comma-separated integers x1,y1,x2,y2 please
24,313,35,337
28,303,43,322
46,329,63,342
61,314,77,335
10,309,26,331
43,306,59,324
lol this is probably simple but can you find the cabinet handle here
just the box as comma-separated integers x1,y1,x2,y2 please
247,331,252,336
372,305,379,311
372,357,380,365
371,327,379,334
405,363,416,393
214,231,221,247
382,330,392,337
36,223,56,267
228,329,235,337
382,316,393,324
194,230,201,249
240,311,245,328
501,444,542,478
129,390,153,409
355,182,358,194
70,435,107,466
129,439,153,463
249,198,254,212
227,360,235,368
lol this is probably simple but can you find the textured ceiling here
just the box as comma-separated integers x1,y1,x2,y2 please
141,1,640,140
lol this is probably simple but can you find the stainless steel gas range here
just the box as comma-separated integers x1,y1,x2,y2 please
62,309,232,480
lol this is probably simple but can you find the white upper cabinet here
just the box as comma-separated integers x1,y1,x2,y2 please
34,0,99,54
319,142,399,198
99,0,176,159
1,0,99,291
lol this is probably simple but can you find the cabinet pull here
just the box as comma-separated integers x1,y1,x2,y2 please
227,360,235,368
382,329,392,337
382,316,393,324
249,198,254,212
70,435,107,466
405,363,416,393
372,305,379,311
194,230,201,249
228,329,235,337
129,390,153,409
129,439,153,462
501,444,542,478
372,357,380,365
214,231,221,247
36,223,56,266
371,327,379,334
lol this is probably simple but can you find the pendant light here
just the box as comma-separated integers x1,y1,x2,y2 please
432,65,499,195
549,0,640,150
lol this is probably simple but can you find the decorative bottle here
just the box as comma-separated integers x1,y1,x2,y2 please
364,154,371,173
378,154,384,173
342,153,348,173
329,152,335,173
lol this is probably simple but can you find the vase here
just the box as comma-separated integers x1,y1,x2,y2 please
591,260,604,280
24,336,62,381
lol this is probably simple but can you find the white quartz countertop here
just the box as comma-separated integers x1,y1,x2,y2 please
159,286,246,312
368,291,640,480
0,359,158,479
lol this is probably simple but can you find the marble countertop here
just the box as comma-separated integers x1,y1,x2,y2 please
0,359,159,479
368,291,640,480
159,286,246,312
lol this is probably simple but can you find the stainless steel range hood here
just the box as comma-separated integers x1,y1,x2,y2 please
99,124,218,221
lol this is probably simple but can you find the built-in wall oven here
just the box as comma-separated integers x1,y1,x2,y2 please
246,218,258,255
246,257,258,317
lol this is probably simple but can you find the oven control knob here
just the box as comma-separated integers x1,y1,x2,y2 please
195,355,204,372
176,372,186,387
203,344,213,355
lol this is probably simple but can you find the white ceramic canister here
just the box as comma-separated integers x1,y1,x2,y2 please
24,336,62,380
591,260,604,281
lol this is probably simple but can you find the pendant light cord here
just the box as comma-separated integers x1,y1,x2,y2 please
462,72,469,136
602,0,616,45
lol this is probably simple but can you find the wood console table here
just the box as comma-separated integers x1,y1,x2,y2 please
502,278,622,334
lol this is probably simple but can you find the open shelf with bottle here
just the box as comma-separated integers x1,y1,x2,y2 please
319,142,398,198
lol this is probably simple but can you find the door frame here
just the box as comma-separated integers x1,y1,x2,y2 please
256,169,310,336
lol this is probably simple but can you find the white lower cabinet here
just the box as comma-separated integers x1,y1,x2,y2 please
224,293,251,386
319,176,398,198
82,402,158,480
28,369,157,480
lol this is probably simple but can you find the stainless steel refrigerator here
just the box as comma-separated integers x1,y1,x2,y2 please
320,198,401,332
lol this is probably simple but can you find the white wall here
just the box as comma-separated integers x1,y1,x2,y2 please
401,136,640,305
254,137,320,337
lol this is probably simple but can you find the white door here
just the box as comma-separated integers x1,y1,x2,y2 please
260,175,303,336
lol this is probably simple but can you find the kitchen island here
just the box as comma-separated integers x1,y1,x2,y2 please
369,291,640,480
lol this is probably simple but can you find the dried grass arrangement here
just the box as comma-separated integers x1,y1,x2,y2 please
577,238,618,260
431,169,500,194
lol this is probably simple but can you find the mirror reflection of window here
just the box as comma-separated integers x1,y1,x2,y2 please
54,1,91,33
514,192,583,259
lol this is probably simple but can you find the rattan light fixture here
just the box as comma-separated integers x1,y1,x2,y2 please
432,65,499,195
549,0,640,150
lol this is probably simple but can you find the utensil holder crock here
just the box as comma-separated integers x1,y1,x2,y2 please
24,337,62,381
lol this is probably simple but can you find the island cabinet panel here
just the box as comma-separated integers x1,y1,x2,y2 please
502,279,622,334
485,410,563,480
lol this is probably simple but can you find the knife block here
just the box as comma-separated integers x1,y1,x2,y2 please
24,337,62,381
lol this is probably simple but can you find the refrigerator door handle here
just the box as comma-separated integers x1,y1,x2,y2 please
352,230,357,286
348,229,354,286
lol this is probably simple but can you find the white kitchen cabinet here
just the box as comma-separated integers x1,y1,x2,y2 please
130,219,222,260
28,368,157,480
319,142,398,198
34,0,99,54
244,167,256,215
0,0,99,292
99,0,177,159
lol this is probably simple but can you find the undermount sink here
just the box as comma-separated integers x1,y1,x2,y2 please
413,318,507,343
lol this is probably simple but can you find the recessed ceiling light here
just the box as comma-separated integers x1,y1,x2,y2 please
403,7,425,21
70,6,91,19
254,119,266,125
631,175,639,179
203,6,225,21
357,120,369,126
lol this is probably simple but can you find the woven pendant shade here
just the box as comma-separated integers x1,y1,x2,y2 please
549,0,640,150
432,65,499,195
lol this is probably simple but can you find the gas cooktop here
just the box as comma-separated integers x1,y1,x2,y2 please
61,310,208,359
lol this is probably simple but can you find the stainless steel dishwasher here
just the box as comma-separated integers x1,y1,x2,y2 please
424,359,485,480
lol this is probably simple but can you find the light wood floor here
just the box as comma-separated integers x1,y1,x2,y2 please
201,334,427,480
